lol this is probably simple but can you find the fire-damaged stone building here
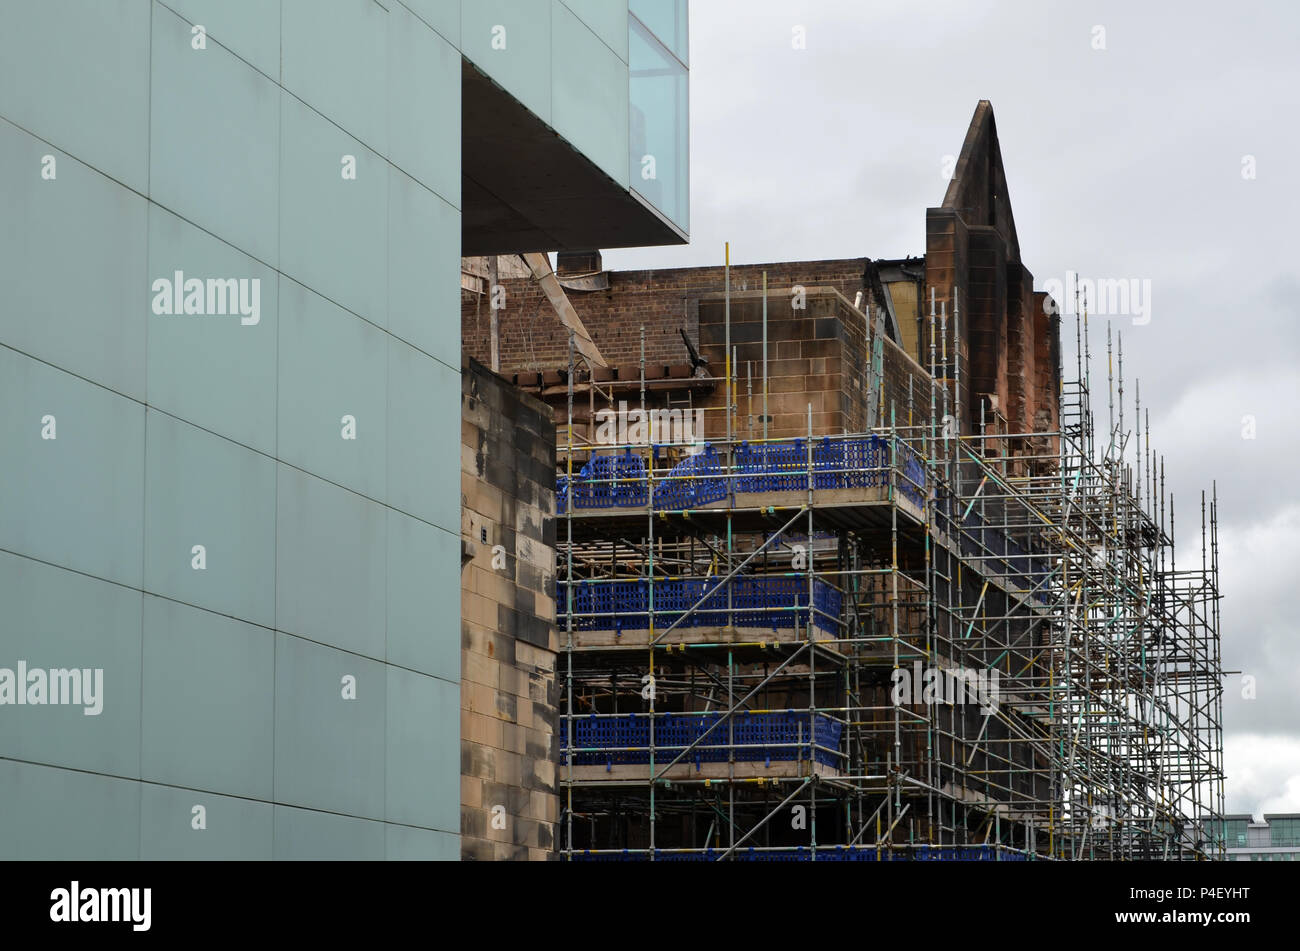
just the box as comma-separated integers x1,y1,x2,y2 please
456,101,1069,859
463,101,1059,460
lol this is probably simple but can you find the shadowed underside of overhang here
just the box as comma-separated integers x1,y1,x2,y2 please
460,60,686,256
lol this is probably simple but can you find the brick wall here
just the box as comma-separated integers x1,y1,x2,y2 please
463,258,944,444
461,259,878,375
966,227,1009,434
462,106,1063,453
926,102,1060,449
696,289,862,439
1031,291,1062,457
925,208,972,431
460,360,558,861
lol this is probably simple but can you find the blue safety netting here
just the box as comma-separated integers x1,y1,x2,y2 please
560,710,844,769
566,844,1028,862
558,576,842,636
650,445,728,510
556,450,647,514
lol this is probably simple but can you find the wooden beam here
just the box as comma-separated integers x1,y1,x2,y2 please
520,252,608,368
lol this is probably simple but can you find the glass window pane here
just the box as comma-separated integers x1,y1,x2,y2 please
630,0,688,64
629,17,688,232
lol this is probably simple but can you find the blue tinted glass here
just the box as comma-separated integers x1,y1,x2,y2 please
630,0,688,63
629,17,688,231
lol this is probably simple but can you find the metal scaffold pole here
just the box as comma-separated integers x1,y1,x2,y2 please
552,271,1223,863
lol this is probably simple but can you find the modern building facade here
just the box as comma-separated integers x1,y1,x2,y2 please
1215,814,1300,861
0,0,686,859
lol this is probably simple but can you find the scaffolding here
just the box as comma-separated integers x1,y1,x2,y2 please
552,283,1225,862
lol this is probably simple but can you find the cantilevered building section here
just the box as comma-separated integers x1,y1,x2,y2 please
463,101,1225,861
0,0,686,861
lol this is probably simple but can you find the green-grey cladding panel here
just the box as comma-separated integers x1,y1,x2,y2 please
0,761,141,860
552,0,630,188
273,804,386,860
631,0,688,63
0,348,145,588
459,0,639,192
460,0,553,123
277,277,388,500
150,2,280,267
274,466,387,659
279,92,388,328
140,595,275,801
158,0,282,80
387,5,462,206
1,0,682,861
0,552,142,779
385,823,461,861
386,665,460,831
145,205,279,457
140,783,274,860
629,13,689,231
561,0,629,61
386,511,461,682
282,0,389,157
388,167,462,368
273,634,386,820
0,0,150,193
0,121,148,401
401,0,461,47
387,335,461,532
143,410,277,626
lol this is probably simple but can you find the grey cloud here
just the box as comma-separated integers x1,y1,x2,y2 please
604,0,1300,814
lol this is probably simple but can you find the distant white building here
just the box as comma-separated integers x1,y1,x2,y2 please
1215,814,1300,860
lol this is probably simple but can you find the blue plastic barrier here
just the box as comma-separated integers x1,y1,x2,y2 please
735,436,889,494
734,440,809,493
561,710,844,769
558,436,928,510
651,446,727,510
894,439,927,508
558,576,842,636
566,844,1029,862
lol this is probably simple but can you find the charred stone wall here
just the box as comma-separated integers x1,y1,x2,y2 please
460,360,558,860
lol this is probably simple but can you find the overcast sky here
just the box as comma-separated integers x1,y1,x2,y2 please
604,0,1300,818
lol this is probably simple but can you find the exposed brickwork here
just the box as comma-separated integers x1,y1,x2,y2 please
460,360,558,861
966,227,1008,433
926,101,1059,460
1006,263,1031,437
460,102,1061,457
461,259,878,376
924,208,972,427
696,288,880,440
463,260,950,445
1032,291,1061,439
